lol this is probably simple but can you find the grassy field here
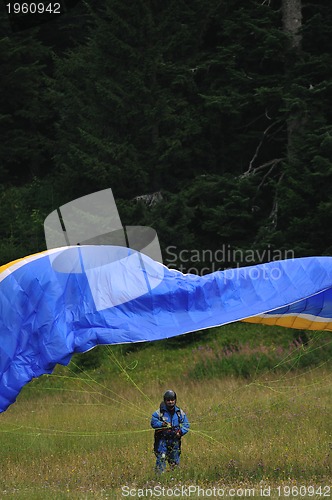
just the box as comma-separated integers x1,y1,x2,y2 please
0,323,331,498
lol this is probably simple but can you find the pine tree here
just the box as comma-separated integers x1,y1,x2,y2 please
51,0,222,201
2,0,332,262
266,0,332,255
0,27,52,185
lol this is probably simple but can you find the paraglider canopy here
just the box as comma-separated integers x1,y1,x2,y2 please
1,245,332,412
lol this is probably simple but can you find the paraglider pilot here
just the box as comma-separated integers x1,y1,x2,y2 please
151,390,190,473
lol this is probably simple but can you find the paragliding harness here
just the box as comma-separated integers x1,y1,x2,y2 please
153,402,184,455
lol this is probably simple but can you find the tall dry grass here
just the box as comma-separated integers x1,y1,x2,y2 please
0,363,331,498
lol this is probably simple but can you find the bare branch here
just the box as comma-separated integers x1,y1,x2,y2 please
256,163,277,192
242,157,283,178
251,159,284,204
134,191,163,207
269,172,285,228
265,108,272,120
243,122,280,176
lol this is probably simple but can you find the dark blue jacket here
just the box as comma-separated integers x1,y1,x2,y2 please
151,403,190,437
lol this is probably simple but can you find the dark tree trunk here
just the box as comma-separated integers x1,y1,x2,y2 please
282,0,302,51
282,0,303,160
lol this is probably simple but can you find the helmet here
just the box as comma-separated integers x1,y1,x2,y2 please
163,390,176,401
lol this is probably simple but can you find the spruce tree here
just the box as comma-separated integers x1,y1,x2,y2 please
0,28,52,185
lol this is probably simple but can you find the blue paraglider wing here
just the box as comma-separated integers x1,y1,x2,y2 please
244,287,332,330
1,245,332,412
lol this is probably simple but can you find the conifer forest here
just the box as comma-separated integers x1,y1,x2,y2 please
1,0,332,269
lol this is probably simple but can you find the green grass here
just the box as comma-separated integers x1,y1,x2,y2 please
72,322,332,381
0,322,331,498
